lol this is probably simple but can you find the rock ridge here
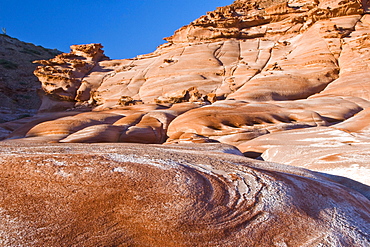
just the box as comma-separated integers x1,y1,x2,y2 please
165,0,363,43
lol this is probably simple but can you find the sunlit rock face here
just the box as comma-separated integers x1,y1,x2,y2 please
1,1,370,244
33,43,108,111
0,142,369,246
1,0,369,182
32,0,369,109
0,0,369,183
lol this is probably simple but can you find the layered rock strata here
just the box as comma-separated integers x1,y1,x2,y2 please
0,1,370,178
32,0,370,109
1,0,369,186
33,43,107,111
0,142,368,246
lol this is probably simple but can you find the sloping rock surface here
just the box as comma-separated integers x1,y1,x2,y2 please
0,0,369,185
0,142,369,246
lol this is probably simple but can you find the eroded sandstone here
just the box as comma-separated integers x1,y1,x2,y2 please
29,0,370,110
0,142,368,246
0,1,370,244
0,0,369,185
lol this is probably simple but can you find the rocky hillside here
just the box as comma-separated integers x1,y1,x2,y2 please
0,34,60,122
0,0,369,246
33,0,369,108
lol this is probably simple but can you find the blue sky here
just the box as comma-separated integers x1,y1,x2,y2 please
0,0,233,59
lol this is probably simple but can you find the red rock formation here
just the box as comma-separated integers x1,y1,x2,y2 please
31,0,370,109
33,43,108,110
0,0,368,185
311,14,370,100
0,0,370,245
0,142,369,246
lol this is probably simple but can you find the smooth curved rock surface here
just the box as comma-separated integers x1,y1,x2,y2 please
334,107,370,132
166,97,365,147
0,142,369,246
239,126,370,185
310,14,370,100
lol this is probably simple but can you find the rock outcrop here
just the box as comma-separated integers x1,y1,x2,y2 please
0,34,61,122
0,142,369,246
0,1,370,245
1,0,369,183
0,0,369,184
33,43,108,111
31,0,370,109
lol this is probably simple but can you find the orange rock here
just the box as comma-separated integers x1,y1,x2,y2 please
25,112,123,139
31,0,370,109
310,14,370,100
33,43,108,105
59,124,125,143
166,100,328,146
238,126,370,185
0,142,368,246
334,107,370,132
1,1,370,244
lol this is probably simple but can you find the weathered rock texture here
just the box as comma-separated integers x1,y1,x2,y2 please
1,0,369,180
0,34,61,122
1,0,370,245
0,0,369,184
33,0,370,108
33,43,107,112
0,142,369,246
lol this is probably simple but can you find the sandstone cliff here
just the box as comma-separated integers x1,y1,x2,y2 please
33,0,369,108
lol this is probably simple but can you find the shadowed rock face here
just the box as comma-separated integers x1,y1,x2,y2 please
1,1,370,245
0,142,369,246
0,34,61,122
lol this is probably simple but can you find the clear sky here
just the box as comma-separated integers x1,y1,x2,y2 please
0,0,233,59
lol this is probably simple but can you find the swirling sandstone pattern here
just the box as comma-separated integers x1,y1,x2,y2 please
0,142,369,246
